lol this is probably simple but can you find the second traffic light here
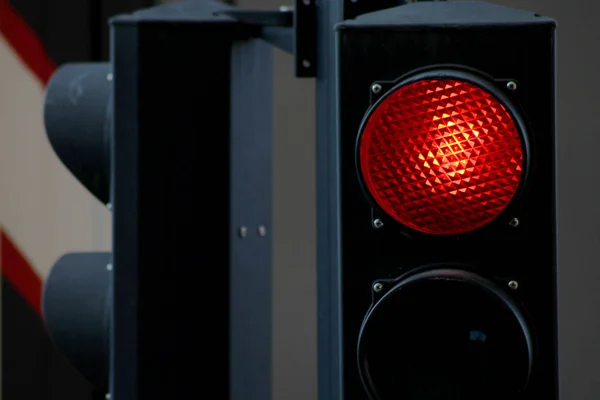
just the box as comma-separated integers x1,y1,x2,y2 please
336,2,557,400
41,1,274,398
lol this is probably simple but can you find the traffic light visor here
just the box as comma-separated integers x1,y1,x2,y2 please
358,71,526,235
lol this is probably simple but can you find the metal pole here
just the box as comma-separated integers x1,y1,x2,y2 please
315,1,344,400
314,2,406,400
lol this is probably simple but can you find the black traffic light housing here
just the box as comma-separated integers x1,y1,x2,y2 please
42,1,274,398
337,2,557,400
109,4,273,399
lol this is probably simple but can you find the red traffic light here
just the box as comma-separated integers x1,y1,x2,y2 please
358,73,525,235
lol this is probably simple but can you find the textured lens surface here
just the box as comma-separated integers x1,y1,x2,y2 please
359,78,523,235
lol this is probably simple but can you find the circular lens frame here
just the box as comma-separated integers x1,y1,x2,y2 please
355,68,531,236
357,267,534,400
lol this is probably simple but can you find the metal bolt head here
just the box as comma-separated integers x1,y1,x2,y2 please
506,81,517,91
372,218,384,229
302,0,311,5
302,59,311,68
106,202,112,211
106,263,113,271
105,394,111,400
508,280,519,290
371,83,382,94
373,282,384,293
239,226,247,238
258,225,267,237
509,218,520,228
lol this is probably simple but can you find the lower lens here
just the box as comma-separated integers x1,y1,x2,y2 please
358,269,533,400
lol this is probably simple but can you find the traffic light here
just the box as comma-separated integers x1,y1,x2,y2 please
336,2,557,400
41,1,274,399
39,0,558,399
42,61,114,391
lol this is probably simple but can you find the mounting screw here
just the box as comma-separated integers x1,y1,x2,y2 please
106,202,112,211
302,0,311,5
105,394,111,400
506,81,517,91
509,218,520,228
371,83,382,94
373,282,384,293
106,73,113,82
239,226,247,238
106,263,113,271
258,225,267,237
372,218,384,229
508,280,519,290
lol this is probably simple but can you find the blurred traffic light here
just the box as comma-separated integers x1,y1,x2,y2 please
42,62,113,391
41,1,274,399
336,2,557,399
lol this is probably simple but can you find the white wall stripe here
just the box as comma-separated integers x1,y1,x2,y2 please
0,35,111,280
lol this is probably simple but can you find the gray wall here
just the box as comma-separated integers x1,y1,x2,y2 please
498,1,600,399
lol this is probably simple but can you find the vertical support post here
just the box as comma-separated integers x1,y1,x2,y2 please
315,2,409,400
315,2,344,400
229,38,273,400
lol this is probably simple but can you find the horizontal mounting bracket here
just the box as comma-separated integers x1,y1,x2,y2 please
217,3,316,78
219,1,444,78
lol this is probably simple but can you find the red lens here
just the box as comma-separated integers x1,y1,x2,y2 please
359,78,524,235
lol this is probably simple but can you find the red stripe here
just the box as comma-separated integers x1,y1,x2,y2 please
0,0,56,85
0,1,54,315
1,230,43,316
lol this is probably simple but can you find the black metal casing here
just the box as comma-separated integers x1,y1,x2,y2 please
109,2,273,399
336,2,557,400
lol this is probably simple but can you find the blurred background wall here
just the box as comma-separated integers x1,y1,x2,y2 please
0,0,598,399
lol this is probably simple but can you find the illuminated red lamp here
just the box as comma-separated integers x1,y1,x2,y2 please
358,71,526,235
